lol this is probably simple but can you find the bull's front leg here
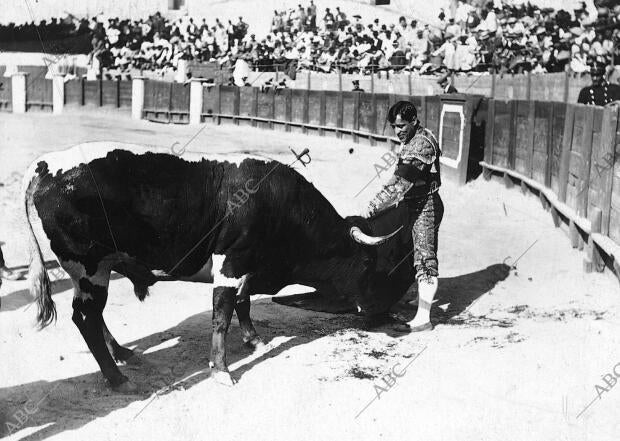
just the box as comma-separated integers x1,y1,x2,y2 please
209,286,237,386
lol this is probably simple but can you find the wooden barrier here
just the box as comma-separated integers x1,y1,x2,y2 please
0,75,12,112
25,76,53,111
143,80,189,123
482,100,620,281
198,85,481,188
63,78,132,109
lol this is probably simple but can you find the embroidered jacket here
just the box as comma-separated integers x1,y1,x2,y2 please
367,124,441,217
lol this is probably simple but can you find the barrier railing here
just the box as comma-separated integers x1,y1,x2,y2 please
64,78,132,108
200,84,484,185
481,100,620,279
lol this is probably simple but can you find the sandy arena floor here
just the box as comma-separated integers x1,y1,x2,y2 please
1,111,619,441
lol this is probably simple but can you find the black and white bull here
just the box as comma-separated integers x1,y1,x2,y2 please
23,142,414,391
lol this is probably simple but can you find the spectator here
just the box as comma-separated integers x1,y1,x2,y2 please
577,62,620,105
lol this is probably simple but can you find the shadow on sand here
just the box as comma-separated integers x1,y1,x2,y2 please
0,263,509,440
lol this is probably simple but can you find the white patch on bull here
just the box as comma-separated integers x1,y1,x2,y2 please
211,254,244,288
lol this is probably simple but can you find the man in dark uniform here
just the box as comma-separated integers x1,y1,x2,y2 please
578,63,620,106
365,101,444,332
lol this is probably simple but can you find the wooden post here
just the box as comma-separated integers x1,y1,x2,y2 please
503,172,514,188
569,220,580,248
98,78,103,107
81,76,85,106
491,68,496,98
550,207,560,227
563,70,569,103
232,86,240,125
584,207,604,273
370,72,374,94
338,68,342,92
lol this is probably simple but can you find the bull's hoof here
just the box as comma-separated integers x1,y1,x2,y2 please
244,336,266,352
110,377,139,394
211,370,237,386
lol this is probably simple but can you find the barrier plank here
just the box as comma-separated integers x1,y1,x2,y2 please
257,89,275,120
565,106,593,216
358,93,374,134
274,89,290,122
558,104,575,202
342,92,356,130
588,107,617,236
375,93,390,137
83,80,99,106
531,101,552,184
484,99,495,164
118,80,132,107
324,91,340,128
64,79,81,106
26,76,53,110
425,96,440,139
491,100,511,168
170,82,190,122
550,102,566,194
101,80,118,106
291,89,306,124
608,109,620,243
514,100,534,176
202,85,219,115
239,86,255,116
219,86,236,115
308,90,322,126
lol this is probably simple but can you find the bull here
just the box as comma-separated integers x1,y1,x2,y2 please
23,142,414,391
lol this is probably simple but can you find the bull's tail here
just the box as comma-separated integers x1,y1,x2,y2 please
23,179,55,328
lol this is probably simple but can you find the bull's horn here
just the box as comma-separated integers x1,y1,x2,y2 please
349,225,403,246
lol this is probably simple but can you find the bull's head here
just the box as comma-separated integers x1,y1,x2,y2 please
340,216,413,317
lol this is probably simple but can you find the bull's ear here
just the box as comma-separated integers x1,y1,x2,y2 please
350,225,403,246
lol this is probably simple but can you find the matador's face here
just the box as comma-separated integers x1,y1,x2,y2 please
391,114,418,144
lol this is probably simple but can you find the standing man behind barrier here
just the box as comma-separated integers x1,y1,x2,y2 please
578,63,620,106
364,101,444,332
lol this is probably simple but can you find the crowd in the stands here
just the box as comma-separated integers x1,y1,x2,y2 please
0,0,618,77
